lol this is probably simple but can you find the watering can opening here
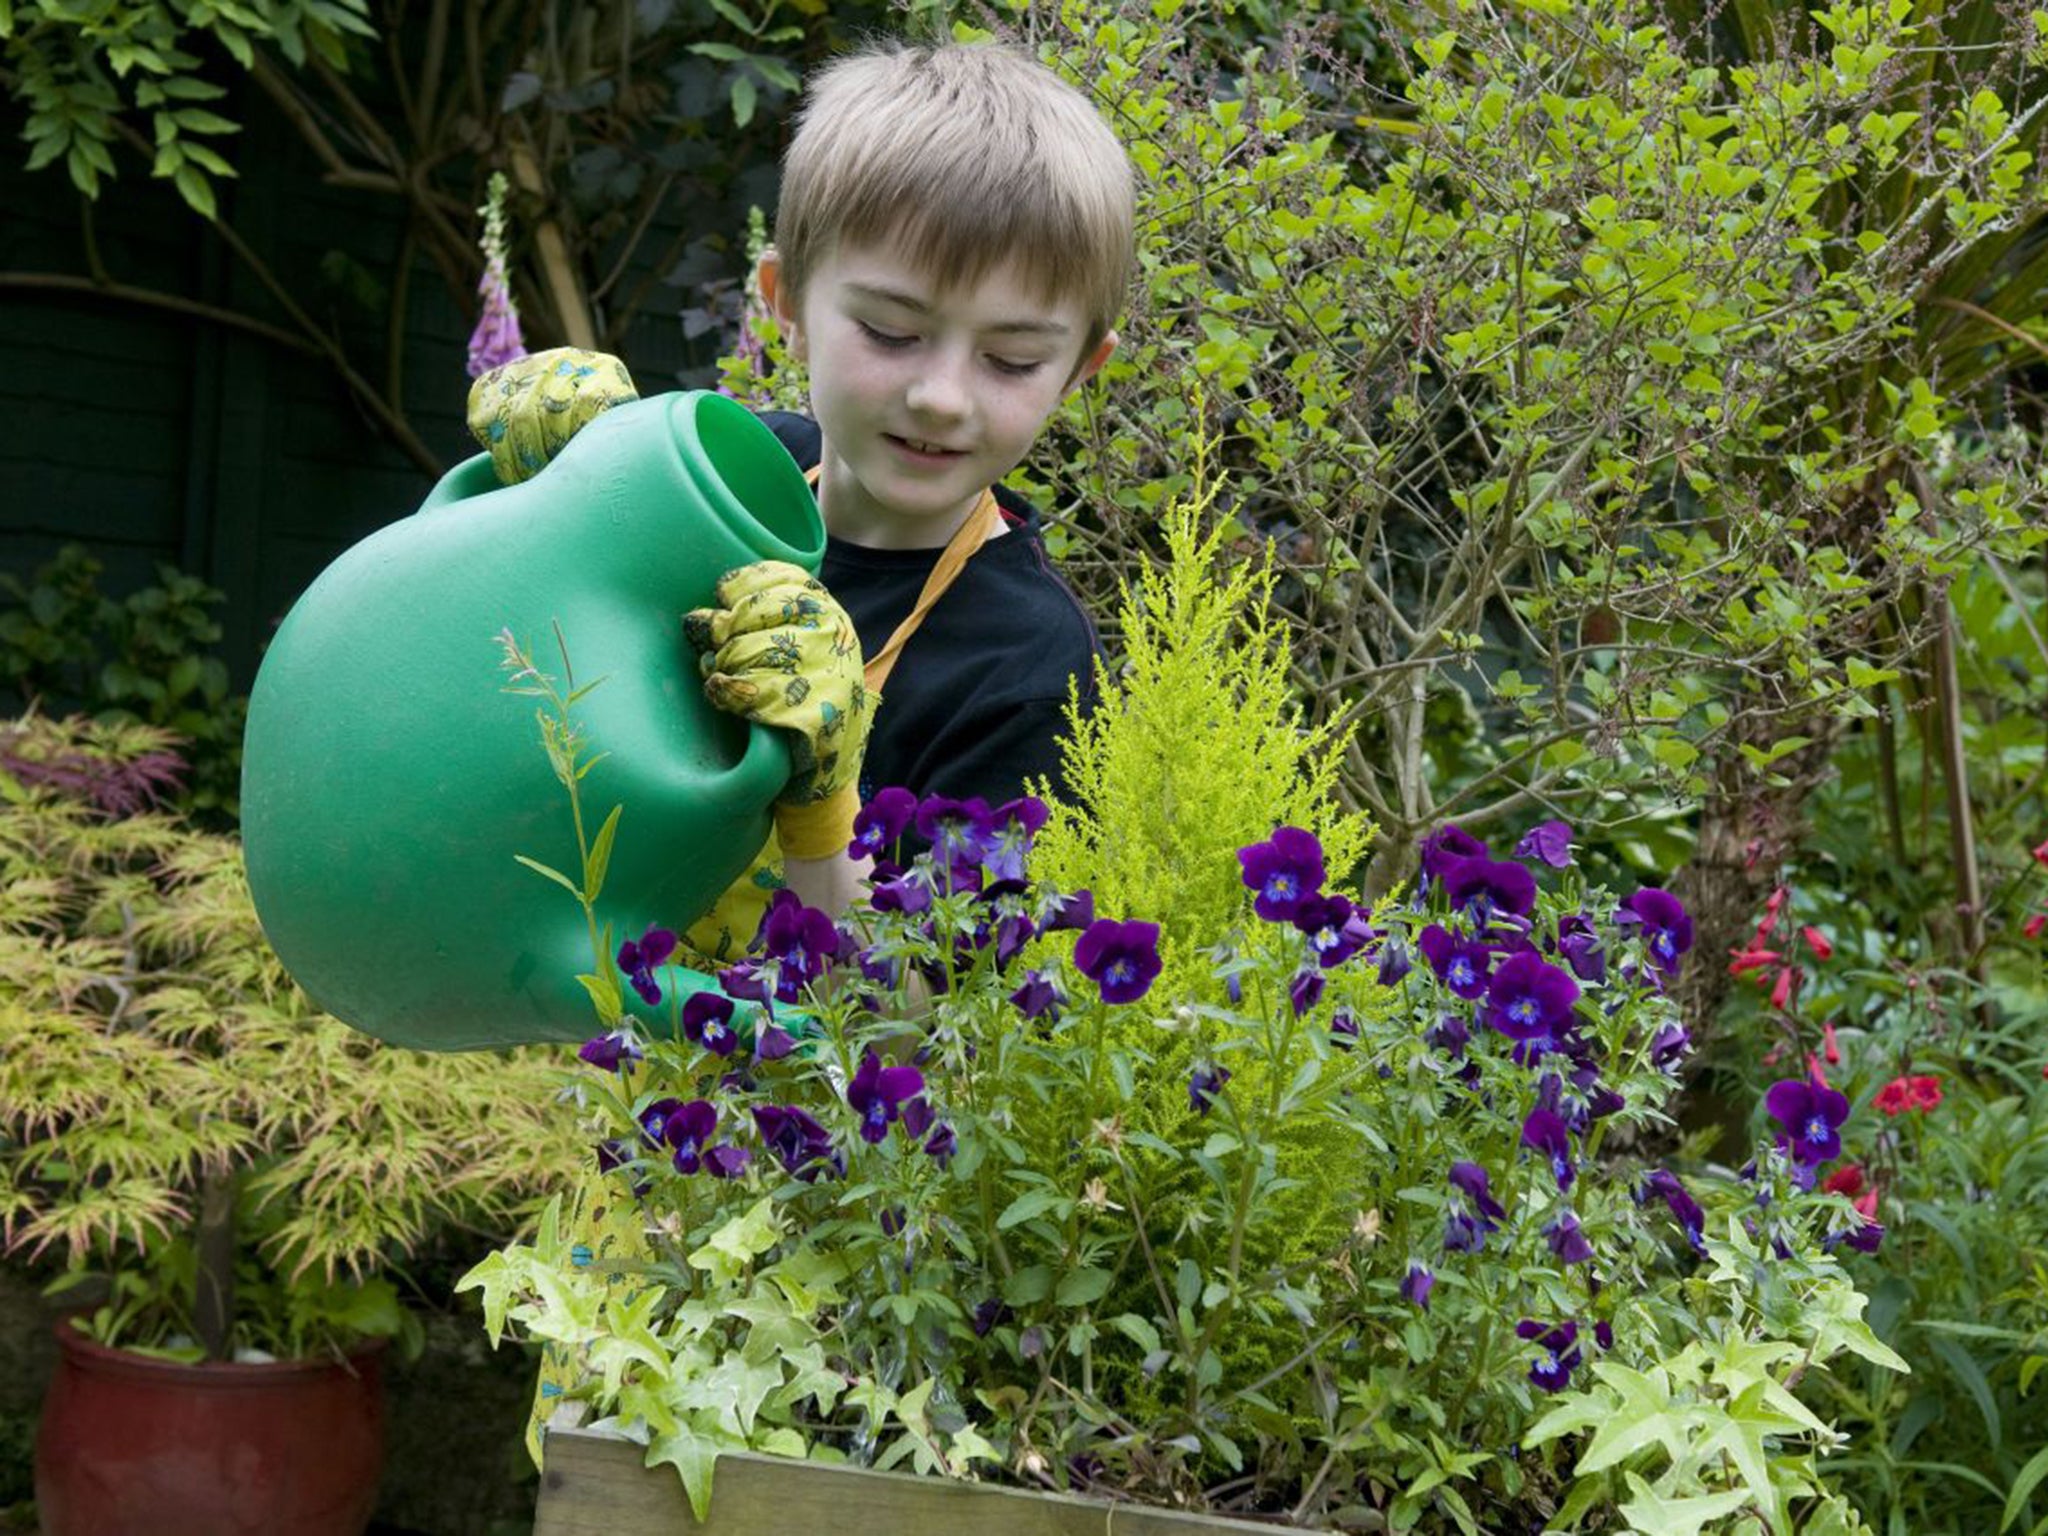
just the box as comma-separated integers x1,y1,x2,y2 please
678,392,826,568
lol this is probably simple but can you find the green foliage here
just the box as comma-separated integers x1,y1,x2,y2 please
2,0,375,214
0,545,247,822
1030,448,1374,994
0,712,585,1358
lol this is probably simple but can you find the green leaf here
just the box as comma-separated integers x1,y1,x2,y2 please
584,803,623,902
1002,1265,1052,1305
1054,1267,1112,1307
648,1425,722,1521
1617,1473,1752,1536
2004,1440,2048,1532
1929,1333,2002,1454
996,1188,1067,1230
515,854,582,899
731,73,757,129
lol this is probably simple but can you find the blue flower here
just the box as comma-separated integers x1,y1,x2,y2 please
1418,924,1494,998
1552,914,1606,983
1288,968,1325,1017
1189,1063,1232,1115
1038,887,1095,932
752,1104,837,1181
1238,827,1326,921
616,925,678,1007
1400,1263,1435,1310
1375,933,1413,985
578,1027,642,1073
660,1099,718,1175
1445,1160,1505,1251
680,991,738,1057
1486,950,1581,1059
1521,1107,1576,1192
1442,855,1538,921
1419,825,1488,884
1075,918,1163,1004
1515,820,1575,868
1329,1009,1360,1050
1617,888,1694,974
1516,1319,1581,1392
1764,1076,1850,1167
1544,1212,1593,1264
759,890,840,998
1294,892,1369,967
703,1144,752,1180
850,786,917,859
1009,969,1065,1021
847,1052,924,1144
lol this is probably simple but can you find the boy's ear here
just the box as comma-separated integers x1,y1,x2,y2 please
1064,330,1118,394
756,250,805,358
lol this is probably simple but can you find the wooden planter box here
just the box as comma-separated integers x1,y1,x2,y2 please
537,1427,1292,1535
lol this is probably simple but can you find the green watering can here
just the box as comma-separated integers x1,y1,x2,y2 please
241,391,824,1051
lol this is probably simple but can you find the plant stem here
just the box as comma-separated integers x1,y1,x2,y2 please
194,1169,237,1362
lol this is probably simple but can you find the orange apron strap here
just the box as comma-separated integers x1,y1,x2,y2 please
803,464,1002,696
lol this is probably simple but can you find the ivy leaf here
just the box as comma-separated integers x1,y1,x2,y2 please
1574,1363,1705,1476
1616,1472,1751,1536
647,1424,723,1522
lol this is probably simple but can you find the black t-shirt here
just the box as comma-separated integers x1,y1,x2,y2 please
761,412,1101,808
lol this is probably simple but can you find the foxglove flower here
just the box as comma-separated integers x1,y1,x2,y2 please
680,991,738,1057
466,174,526,378
1764,1076,1850,1166
1517,1320,1582,1392
579,1027,643,1073
1486,951,1581,1058
1544,1212,1593,1264
1075,918,1163,1004
1189,1063,1231,1115
617,925,678,1008
1400,1264,1434,1310
1515,820,1574,868
847,1052,924,1143
1521,1107,1576,1192
1618,888,1694,974
850,786,917,859
1238,827,1326,921
1009,969,1065,1021
1442,856,1538,921
1418,925,1493,998
661,1099,718,1175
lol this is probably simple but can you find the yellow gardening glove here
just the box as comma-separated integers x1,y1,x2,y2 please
466,346,639,485
683,833,785,964
684,562,870,859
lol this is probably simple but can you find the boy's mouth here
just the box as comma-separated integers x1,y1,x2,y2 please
887,433,967,459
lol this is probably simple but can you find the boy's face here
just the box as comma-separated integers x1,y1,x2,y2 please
760,243,1115,549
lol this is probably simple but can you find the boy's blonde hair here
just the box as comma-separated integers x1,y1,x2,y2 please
775,41,1135,361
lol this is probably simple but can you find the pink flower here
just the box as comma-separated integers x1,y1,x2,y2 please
1801,926,1833,961
2024,913,2047,940
1822,1020,1841,1065
1770,965,1799,1010
1906,1074,1943,1111
2032,838,2048,869
1873,1078,1913,1116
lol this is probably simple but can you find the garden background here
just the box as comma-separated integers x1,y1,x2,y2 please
2,0,2046,1531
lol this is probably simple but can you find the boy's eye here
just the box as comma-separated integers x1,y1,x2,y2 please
988,356,1046,378
856,321,916,349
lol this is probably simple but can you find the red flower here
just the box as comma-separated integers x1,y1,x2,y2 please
1729,946,1781,977
1907,1075,1943,1110
1873,1078,1914,1116
2032,837,2048,868
1822,1163,1865,1197
1806,1051,1830,1086
1822,1020,1841,1065
2024,913,2047,940
1770,965,1800,1010
1801,926,1833,961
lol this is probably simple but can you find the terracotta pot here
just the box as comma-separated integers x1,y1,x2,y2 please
33,1319,387,1536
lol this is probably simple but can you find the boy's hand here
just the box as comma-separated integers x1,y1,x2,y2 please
466,346,638,485
685,562,871,858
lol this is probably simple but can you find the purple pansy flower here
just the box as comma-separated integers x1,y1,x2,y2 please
993,912,1037,967
1442,856,1539,921
717,959,771,1005
1650,1022,1691,1072
1400,1263,1435,1310
1039,887,1095,932
1418,925,1494,998
1375,933,1413,985
595,1136,634,1175
850,786,918,858
1075,918,1163,1004
1764,1076,1850,1167
1517,1319,1582,1392
578,1027,642,1073
916,795,997,880
1294,892,1370,967
1544,1212,1593,1264
617,925,677,1007
1552,914,1607,983
661,1099,718,1175
1289,969,1325,1017
1427,1012,1471,1060
1486,951,1581,1057
1617,888,1694,974
1189,1063,1232,1115
753,1104,837,1181
1639,1169,1706,1252
1009,969,1065,1021
1515,820,1575,868
923,1121,957,1164
971,1299,1013,1337
680,991,739,1057
847,1052,925,1144
1445,1160,1506,1251
1419,825,1489,883
703,1144,752,1180
760,890,840,998
637,1097,683,1147
1521,1107,1577,1192
754,1022,799,1061
1238,827,1326,921
870,869,934,915
1329,1009,1360,1050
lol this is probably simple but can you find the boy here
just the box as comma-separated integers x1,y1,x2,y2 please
473,38,1133,945
481,39,1137,1461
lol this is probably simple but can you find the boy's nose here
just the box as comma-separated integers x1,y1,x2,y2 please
904,354,971,421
